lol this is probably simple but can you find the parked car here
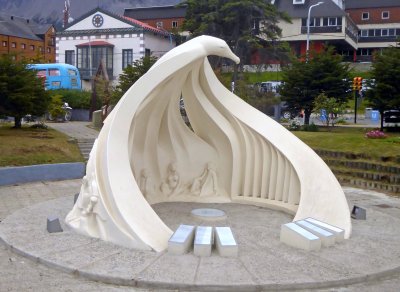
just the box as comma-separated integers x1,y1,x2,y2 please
259,81,283,93
383,110,400,124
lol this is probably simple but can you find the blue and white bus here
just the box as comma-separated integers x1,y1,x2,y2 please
28,63,82,90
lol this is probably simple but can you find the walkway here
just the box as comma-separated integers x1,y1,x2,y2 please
47,121,99,160
1,180,400,291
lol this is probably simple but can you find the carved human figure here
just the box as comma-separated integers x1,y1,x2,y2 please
161,162,181,196
139,168,154,197
190,162,218,196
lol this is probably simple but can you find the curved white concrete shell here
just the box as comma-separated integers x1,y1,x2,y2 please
66,35,351,252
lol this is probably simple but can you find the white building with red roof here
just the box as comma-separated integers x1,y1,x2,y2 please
56,7,175,89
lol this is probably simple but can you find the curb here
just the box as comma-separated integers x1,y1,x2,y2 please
0,162,85,186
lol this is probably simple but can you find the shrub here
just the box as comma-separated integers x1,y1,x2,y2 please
302,123,319,132
48,89,94,109
365,130,387,139
288,120,301,131
335,118,348,125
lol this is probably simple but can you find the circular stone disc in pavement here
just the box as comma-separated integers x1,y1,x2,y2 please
191,208,227,220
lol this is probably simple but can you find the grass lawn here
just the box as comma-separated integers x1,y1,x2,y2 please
0,123,84,167
293,126,400,164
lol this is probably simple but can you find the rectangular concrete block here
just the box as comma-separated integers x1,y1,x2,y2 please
168,224,195,255
296,220,335,247
194,226,213,257
47,216,63,233
351,205,366,220
305,218,345,242
280,222,321,251
214,227,238,257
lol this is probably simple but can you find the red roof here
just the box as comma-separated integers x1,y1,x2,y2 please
122,16,168,35
76,40,114,47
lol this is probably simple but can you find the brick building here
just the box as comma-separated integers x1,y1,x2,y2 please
345,0,400,62
124,5,186,32
0,12,56,62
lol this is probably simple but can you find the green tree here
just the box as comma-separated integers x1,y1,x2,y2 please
112,56,158,103
0,54,50,128
280,47,351,125
365,47,400,130
180,0,290,67
313,93,345,129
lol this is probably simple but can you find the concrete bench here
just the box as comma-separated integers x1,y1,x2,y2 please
214,227,238,257
280,222,321,251
296,220,335,247
305,218,345,242
168,224,195,255
194,226,213,257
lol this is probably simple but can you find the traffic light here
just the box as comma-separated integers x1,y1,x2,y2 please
353,77,363,91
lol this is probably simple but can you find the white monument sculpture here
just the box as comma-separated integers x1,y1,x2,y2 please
66,35,351,252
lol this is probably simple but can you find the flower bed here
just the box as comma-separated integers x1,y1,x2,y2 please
365,130,387,139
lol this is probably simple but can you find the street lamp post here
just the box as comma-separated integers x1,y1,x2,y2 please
306,1,324,58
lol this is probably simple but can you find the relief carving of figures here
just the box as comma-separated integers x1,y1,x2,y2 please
190,162,218,197
139,168,155,197
160,162,181,196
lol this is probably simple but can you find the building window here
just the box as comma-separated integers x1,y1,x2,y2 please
381,29,388,36
2,41,7,47
145,48,151,57
39,46,43,52
362,12,369,20
382,11,389,19
328,17,337,26
172,21,178,28
65,50,75,66
389,29,395,36
375,29,381,37
156,21,163,28
21,43,26,49
47,47,51,53
303,17,321,27
77,45,114,78
11,42,16,48
122,49,133,69
368,29,375,37
30,45,35,50
360,48,372,56
360,30,368,37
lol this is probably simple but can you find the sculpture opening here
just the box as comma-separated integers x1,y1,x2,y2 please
66,35,351,252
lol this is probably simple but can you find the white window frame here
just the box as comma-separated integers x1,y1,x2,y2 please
172,21,178,28
382,11,389,19
156,21,163,28
328,17,337,26
362,12,369,20
381,29,388,36
361,30,368,37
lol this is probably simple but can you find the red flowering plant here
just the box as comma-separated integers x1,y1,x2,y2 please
365,129,387,139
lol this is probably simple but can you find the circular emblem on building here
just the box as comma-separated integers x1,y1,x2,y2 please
92,14,104,28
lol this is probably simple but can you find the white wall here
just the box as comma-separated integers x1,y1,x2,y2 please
144,33,175,59
66,12,132,31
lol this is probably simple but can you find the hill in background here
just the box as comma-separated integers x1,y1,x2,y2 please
0,0,181,28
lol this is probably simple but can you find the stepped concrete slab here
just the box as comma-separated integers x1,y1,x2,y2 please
280,222,321,251
194,226,213,257
305,217,345,241
295,220,335,247
2,184,400,290
168,224,195,255
214,227,238,257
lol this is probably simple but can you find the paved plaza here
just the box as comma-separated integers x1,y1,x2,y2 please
1,180,400,291
0,122,399,291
